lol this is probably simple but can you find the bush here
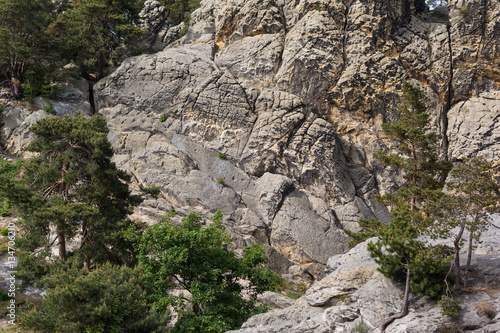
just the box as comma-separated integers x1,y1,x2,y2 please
0,209,10,217
282,284,307,300
217,177,225,186
140,184,161,199
160,114,168,122
476,302,497,320
0,228,9,236
43,102,54,114
20,263,169,332
0,290,9,301
439,296,461,318
218,152,227,160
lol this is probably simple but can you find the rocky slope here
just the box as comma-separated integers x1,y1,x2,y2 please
2,0,500,282
228,218,500,333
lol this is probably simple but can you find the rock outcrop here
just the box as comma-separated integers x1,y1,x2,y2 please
228,219,500,333
2,0,500,280
89,0,500,276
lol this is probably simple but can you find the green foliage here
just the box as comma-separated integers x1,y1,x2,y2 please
339,294,352,304
0,228,8,236
354,316,369,333
160,114,168,122
367,204,448,298
282,284,307,300
0,290,9,301
0,0,57,99
138,210,284,332
216,178,225,186
348,82,452,322
20,263,169,332
439,296,461,318
218,152,227,160
344,218,384,248
140,184,161,199
428,157,500,291
49,0,144,79
43,101,55,114
375,82,451,196
158,0,201,26
0,113,142,287
22,70,60,102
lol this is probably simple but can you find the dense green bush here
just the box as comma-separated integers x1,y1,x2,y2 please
137,210,284,332
20,263,169,332
439,296,461,318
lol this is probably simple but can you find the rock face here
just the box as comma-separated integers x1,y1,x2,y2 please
228,221,500,333
89,0,500,278
2,0,500,281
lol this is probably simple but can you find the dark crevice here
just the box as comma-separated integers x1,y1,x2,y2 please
88,81,96,115
271,185,295,223
442,23,453,161
331,6,349,90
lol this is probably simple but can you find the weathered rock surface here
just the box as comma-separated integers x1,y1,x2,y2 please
228,219,500,333
89,0,500,277
2,0,500,283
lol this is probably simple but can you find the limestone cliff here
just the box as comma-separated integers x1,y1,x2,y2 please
2,0,499,282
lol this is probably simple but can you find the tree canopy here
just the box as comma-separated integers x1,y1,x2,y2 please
136,210,284,333
48,0,144,79
20,263,170,333
0,0,56,99
0,113,142,287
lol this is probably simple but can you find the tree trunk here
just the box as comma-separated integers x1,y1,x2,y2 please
453,247,461,291
381,263,411,332
453,222,466,291
463,229,474,289
58,233,67,261
10,66,23,100
82,218,91,270
57,165,68,261
98,50,105,80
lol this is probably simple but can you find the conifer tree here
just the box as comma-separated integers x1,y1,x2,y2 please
20,263,170,332
48,0,144,79
159,0,201,26
351,82,452,331
0,0,56,99
0,113,142,285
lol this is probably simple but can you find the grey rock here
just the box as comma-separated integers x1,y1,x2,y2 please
447,90,500,161
230,232,500,333
257,291,296,310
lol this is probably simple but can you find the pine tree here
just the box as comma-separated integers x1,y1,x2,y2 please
48,0,144,79
351,82,452,331
20,263,170,332
0,113,142,286
0,0,56,99
159,0,201,26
